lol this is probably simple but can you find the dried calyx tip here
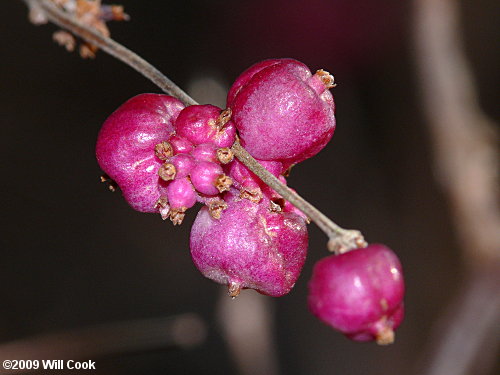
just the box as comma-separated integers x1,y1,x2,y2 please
155,141,173,160
228,282,241,298
100,174,117,192
158,163,176,181
216,147,234,164
208,200,228,219
216,108,232,128
215,175,233,193
240,188,262,203
169,208,186,225
316,69,336,89
375,327,395,346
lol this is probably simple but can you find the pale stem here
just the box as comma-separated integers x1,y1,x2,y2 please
24,0,366,252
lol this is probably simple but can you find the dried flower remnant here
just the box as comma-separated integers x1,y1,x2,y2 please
30,0,129,58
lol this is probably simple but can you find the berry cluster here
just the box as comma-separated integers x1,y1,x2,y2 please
96,58,405,343
96,94,236,224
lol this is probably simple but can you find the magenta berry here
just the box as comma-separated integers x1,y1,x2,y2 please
308,244,405,345
164,177,197,225
190,161,230,196
169,154,195,179
191,143,217,163
168,135,193,154
228,58,336,164
190,192,308,297
96,94,184,212
174,105,235,147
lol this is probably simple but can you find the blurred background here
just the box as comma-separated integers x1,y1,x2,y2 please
1,0,498,374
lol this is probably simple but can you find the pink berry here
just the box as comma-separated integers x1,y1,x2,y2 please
169,154,195,179
308,244,405,345
228,59,336,164
190,192,308,297
190,161,231,196
213,115,236,148
175,105,236,147
168,135,193,154
191,143,217,163
96,94,184,212
165,177,197,225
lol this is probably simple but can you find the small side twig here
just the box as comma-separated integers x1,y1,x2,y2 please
22,0,367,252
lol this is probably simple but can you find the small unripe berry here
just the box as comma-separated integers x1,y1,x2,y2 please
169,154,195,179
168,135,193,155
175,105,236,147
191,143,217,163
190,161,230,196
308,244,405,345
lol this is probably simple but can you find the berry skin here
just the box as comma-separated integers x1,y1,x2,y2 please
190,191,308,297
191,143,217,163
96,94,184,212
174,105,236,147
308,244,405,344
169,154,195,179
227,58,336,164
190,161,231,196
168,135,194,154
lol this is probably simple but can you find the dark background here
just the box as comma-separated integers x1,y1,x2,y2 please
1,1,498,374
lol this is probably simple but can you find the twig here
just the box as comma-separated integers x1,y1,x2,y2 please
231,141,367,252
25,0,197,106
22,0,367,252
413,0,500,374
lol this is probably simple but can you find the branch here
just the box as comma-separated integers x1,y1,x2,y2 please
22,0,366,252
25,0,197,106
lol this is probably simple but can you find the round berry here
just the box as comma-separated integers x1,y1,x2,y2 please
228,59,335,164
190,191,308,297
190,161,230,196
308,244,405,344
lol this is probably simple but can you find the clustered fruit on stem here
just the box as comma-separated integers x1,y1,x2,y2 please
95,59,405,343
23,0,405,346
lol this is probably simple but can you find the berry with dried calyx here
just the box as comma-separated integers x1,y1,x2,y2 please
174,105,236,147
191,143,217,163
308,244,405,345
227,58,336,164
190,191,308,297
164,177,197,225
168,135,193,155
96,93,184,212
190,161,232,196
